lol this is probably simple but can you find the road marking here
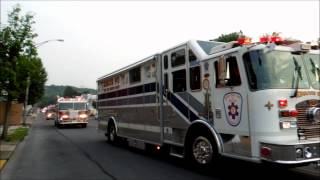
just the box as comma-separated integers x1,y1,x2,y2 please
0,160,7,170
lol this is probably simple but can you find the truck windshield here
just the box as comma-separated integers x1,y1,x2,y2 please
59,102,87,110
59,103,73,110
243,50,310,90
303,53,320,90
74,103,87,110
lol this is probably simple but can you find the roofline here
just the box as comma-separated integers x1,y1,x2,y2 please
97,54,158,81
96,39,231,82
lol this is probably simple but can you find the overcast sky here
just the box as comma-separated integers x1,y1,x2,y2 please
1,1,319,89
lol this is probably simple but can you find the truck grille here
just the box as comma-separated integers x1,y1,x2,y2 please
296,100,320,140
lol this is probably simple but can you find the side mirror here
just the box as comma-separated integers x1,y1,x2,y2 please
218,56,230,86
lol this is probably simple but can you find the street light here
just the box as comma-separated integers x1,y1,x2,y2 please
35,39,64,47
22,38,64,125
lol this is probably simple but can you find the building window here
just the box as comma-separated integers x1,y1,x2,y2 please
189,50,197,62
171,49,185,67
190,66,201,90
164,55,168,70
129,67,141,83
214,56,241,87
172,69,186,92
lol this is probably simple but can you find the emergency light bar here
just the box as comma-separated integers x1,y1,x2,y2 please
237,37,252,45
259,35,283,44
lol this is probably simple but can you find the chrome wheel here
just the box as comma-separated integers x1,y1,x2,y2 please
192,136,213,165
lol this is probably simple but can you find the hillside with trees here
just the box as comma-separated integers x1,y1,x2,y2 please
38,85,96,107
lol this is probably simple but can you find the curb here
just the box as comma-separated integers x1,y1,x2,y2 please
0,140,19,171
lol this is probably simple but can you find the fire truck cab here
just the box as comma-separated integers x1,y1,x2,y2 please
55,96,89,128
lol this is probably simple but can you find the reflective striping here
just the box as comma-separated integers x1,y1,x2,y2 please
98,82,156,99
164,90,200,122
99,103,158,109
99,92,156,102
98,94,156,107
176,92,205,114
118,122,161,133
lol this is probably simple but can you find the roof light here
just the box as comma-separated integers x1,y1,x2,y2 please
259,33,284,44
300,44,312,50
259,36,270,43
270,36,283,44
237,37,252,45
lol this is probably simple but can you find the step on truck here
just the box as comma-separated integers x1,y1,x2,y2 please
97,35,319,167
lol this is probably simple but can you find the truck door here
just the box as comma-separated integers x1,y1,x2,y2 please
212,53,251,157
161,46,190,144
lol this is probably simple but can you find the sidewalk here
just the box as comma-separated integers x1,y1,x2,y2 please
0,113,36,171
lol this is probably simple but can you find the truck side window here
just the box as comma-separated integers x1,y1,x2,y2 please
164,73,168,91
171,49,186,67
215,56,241,87
129,67,141,83
164,55,168,70
190,66,201,90
172,69,186,92
189,50,197,62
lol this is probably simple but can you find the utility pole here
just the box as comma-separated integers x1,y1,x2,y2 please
22,75,30,126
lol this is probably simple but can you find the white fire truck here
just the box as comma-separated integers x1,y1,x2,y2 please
97,35,319,167
55,96,89,128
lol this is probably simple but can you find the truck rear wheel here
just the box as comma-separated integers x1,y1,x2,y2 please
107,123,117,144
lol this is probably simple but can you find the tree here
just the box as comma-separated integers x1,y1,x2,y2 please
16,56,47,105
0,4,47,139
63,86,81,97
214,31,243,43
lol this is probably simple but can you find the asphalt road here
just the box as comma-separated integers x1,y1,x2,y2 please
1,113,319,180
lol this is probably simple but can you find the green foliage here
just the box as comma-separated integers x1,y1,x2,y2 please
0,4,47,139
38,85,96,107
16,56,47,104
63,86,81,97
5,127,29,142
214,31,242,43
0,4,46,103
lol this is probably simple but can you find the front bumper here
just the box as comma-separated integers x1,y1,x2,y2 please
260,140,320,164
58,119,88,125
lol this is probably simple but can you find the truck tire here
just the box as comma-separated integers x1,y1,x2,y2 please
107,123,117,144
186,130,217,168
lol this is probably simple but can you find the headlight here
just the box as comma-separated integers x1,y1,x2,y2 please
307,107,320,123
304,147,312,158
61,114,69,119
79,114,88,119
296,148,303,158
